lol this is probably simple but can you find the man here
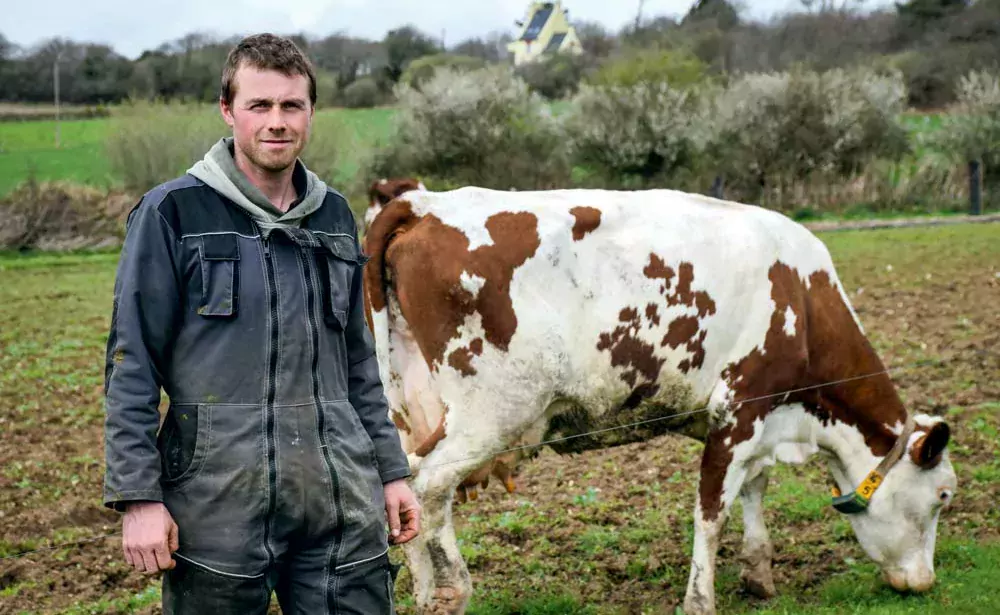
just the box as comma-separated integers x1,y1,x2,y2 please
102,33,420,614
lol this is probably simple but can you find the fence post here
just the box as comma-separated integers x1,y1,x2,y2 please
969,160,982,216
710,175,724,200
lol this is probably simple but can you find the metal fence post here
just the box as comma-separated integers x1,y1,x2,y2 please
710,175,724,200
969,160,982,216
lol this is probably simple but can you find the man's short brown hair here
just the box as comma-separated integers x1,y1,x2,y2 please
221,33,317,107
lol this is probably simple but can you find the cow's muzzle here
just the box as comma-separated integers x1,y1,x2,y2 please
882,567,935,593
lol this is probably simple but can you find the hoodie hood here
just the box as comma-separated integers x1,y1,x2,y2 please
188,137,328,238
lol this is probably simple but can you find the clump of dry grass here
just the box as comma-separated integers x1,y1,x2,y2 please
0,176,134,251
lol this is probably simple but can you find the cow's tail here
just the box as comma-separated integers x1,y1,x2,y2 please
362,198,423,456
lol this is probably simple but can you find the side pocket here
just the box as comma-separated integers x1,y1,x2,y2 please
157,404,211,490
387,561,401,614
315,234,367,331
332,552,395,615
198,234,240,318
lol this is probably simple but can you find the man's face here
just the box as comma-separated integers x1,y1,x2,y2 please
221,64,313,174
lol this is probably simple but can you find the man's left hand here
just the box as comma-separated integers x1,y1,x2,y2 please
384,479,421,545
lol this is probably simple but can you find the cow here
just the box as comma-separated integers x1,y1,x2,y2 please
366,177,426,231
360,185,957,615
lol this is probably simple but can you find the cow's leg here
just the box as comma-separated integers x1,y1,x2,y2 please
739,468,776,598
402,435,505,614
684,411,760,615
402,477,469,615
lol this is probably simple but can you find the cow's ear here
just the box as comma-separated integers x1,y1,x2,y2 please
909,422,950,469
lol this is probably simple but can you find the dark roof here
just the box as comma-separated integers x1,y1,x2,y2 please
521,3,554,42
544,32,567,54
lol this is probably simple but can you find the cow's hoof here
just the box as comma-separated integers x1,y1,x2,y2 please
426,587,465,615
740,567,777,599
681,597,716,615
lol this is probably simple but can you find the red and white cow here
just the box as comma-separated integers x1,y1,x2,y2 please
366,177,426,231
361,185,957,615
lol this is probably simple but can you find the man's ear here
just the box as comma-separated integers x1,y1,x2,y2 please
220,96,235,128
910,422,950,469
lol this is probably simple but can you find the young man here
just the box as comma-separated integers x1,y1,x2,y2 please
102,33,419,614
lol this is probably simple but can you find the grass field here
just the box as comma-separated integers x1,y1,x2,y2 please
0,222,997,614
0,106,398,199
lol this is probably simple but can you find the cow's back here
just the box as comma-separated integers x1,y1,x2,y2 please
366,187,850,445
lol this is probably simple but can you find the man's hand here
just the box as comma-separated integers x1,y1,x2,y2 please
384,479,421,545
122,502,179,574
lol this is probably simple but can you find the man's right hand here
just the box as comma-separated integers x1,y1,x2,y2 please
122,502,179,574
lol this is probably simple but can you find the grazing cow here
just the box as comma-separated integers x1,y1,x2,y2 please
360,186,957,615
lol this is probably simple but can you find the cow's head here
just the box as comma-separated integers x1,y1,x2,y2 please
838,419,956,593
365,177,426,231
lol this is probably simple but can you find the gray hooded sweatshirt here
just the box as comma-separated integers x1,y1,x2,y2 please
102,137,411,587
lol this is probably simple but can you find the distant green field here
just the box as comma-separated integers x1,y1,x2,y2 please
0,106,398,198
0,118,113,193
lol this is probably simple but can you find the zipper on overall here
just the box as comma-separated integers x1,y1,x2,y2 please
261,236,279,566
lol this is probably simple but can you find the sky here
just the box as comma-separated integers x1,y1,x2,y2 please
5,0,898,60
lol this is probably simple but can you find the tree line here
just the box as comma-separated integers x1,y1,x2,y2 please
1,0,997,110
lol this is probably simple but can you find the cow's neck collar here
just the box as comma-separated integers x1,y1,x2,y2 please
828,414,915,514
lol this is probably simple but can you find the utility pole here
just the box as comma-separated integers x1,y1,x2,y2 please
53,49,64,148
635,0,647,31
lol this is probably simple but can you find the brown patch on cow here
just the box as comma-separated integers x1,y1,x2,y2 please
643,255,717,319
414,415,447,457
373,209,540,371
677,331,708,374
643,254,675,291
666,263,717,318
597,308,665,388
569,206,601,241
391,410,411,434
663,316,699,350
448,347,478,377
600,256,718,386
469,338,484,356
645,303,661,327
697,261,909,522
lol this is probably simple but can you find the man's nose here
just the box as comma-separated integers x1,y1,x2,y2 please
267,108,287,131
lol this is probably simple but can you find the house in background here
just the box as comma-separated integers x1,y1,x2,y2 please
507,1,583,66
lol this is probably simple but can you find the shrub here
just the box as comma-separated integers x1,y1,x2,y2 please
932,70,1000,161
400,54,487,90
362,66,570,190
515,54,591,100
588,48,709,90
562,81,712,187
340,76,385,109
708,67,909,202
105,99,226,193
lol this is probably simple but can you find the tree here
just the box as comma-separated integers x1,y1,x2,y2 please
572,21,617,59
312,33,387,91
383,26,440,84
896,0,970,40
683,0,743,31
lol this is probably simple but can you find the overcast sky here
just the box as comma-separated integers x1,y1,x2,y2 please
6,0,897,59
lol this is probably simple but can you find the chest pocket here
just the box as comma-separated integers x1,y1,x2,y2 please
197,234,240,318
315,234,368,330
